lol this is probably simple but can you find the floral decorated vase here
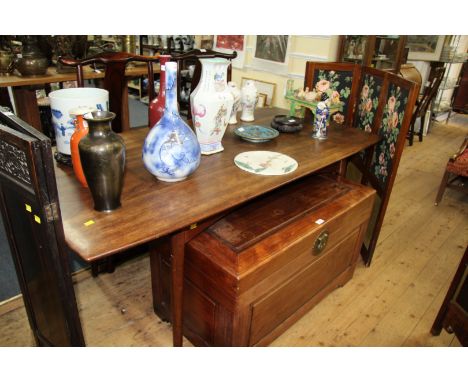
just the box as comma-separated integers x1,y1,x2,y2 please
143,61,201,182
240,80,258,122
227,81,241,124
149,55,171,128
190,58,234,155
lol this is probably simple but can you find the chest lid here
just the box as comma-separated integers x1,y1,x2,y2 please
207,175,350,253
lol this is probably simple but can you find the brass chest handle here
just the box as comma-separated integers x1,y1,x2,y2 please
314,231,329,255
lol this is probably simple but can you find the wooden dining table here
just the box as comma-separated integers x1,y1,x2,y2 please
54,107,380,346
0,64,159,133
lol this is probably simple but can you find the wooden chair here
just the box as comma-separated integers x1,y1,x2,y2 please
435,135,468,205
59,52,160,133
431,245,468,346
347,72,420,265
304,61,361,125
171,49,237,120
0,108,84,346
407,66,445,146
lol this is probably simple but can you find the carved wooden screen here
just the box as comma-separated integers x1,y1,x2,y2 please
0,109,84,346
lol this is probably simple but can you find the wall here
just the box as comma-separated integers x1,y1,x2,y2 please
230,35,340,109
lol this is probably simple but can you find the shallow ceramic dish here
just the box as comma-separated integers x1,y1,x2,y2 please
234,125,279,143
234,151,298,176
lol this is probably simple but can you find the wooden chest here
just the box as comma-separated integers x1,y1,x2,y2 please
152,175,376,346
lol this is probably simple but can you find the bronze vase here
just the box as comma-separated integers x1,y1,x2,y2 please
79,111,125,212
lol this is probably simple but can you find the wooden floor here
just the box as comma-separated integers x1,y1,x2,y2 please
1,116,467,347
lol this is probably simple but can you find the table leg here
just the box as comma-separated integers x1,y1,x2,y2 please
338,159,348,180
12,86,43,132
170,231,186,347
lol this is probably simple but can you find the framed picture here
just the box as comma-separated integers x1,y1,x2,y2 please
196,35,214,50
407,35,445,61
256,93,267,108
241,78,276,106
214,35,246,69
251,35,290,74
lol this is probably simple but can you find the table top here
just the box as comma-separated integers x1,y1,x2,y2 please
0,64,160,87
55,107,380,262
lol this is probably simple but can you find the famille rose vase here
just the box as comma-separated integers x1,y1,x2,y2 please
148,55,171,128
228,81,241,124
240,80,258,122
142,61,201,182
190,58,234,155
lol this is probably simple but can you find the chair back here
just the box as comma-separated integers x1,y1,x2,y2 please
416,66,445,121
304,62,361,125
406,66,445,145
171,49,237,120
349,73,420,265
0,108,84,346
59,52,160,133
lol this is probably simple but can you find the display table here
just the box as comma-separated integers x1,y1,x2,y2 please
54,107,380,346
0,64,159,132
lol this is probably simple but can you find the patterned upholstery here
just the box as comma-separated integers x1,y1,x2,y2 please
304,62,360,125
312,69,353,124
371,81,410,187
355,72,384,133
348,71,419,266
435,136,468,205
446,148,468,177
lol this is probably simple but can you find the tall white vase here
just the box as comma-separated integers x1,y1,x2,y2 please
240,80,258,122
190,58,234,155
227,81,241,124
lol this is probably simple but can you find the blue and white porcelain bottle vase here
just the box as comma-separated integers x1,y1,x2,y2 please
190,58,234,155
142,62,201,182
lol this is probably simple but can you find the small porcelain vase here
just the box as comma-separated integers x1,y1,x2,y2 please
227,81,241,125
312,101,329,140
80,111,125,212
69,106,96,188
240,80,258,122
149,55,171,128
190,58,234,155
143,61,201,182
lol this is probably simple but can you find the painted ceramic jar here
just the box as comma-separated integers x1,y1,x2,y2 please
69,106,96,188
149,55,171,128
227,81,241,125
80,111,125,212
240,80,258,122
49,88,108,165
143,61,201,182
190,58,234,155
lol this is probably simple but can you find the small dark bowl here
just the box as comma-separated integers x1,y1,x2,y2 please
270,115,303,133
273,115,304,126
271,119,303,133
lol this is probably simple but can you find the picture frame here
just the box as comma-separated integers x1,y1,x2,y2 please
250,35,291,75
214,35,246,69
407,35,445,61
256,93,267,108
241,77,276,106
